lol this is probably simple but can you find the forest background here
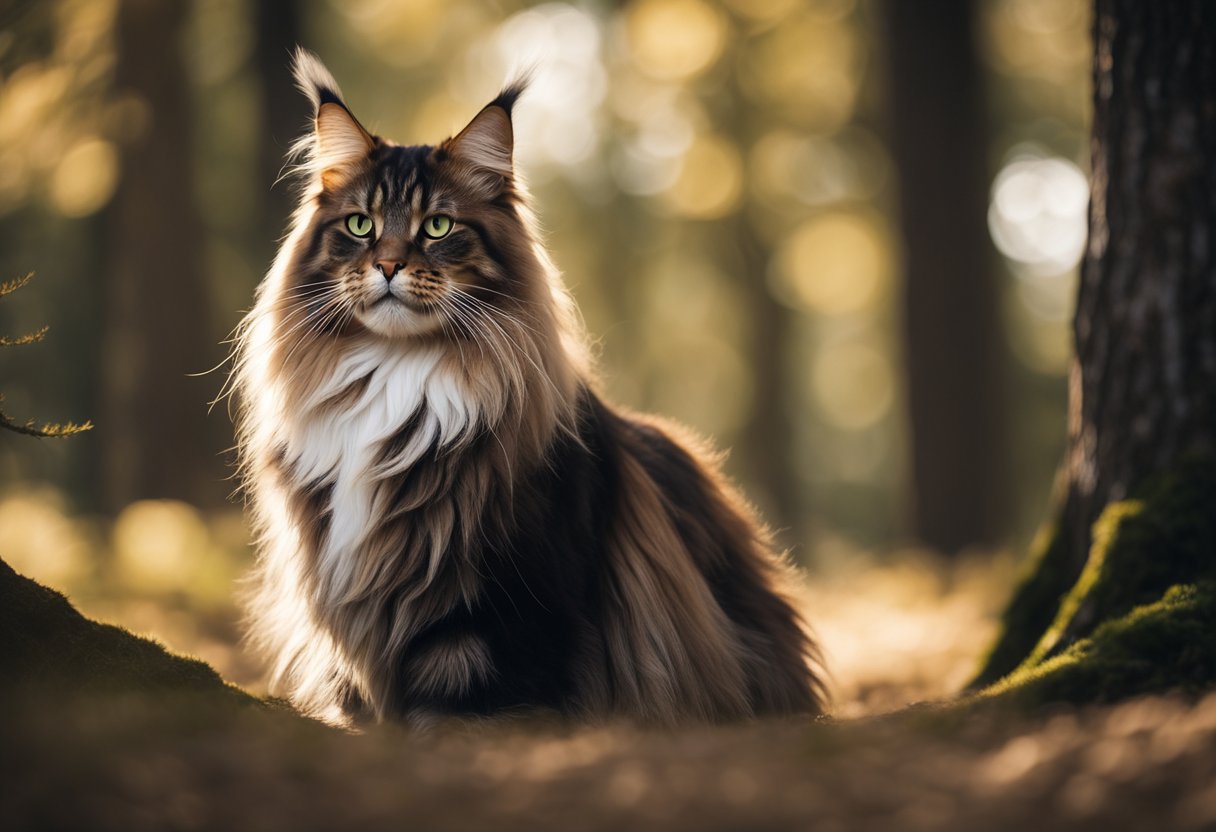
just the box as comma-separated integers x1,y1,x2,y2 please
0,0,1090,713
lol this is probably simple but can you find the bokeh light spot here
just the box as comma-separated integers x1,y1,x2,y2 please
0,491,91,588
335,0,448,65
477,4,606,175
771,211,890,315
984,0,1090,79
0,64,71,145
626,0,727,81
113,500,210,594
724,0,848,24
742,14,860,131
50,137,118,217
411,93,471,143
662,134,743,219
988,152,1088,274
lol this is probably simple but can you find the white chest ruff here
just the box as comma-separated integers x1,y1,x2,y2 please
277,340,482,603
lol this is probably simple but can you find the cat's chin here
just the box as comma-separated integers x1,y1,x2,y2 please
355,300,445,340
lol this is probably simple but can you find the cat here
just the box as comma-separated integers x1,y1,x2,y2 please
233,49,825,727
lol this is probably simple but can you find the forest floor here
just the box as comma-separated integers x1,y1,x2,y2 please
6,680,1216,831
3,498,1216,830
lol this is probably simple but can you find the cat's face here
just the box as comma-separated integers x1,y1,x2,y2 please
284,58,530,342
310,138,510,339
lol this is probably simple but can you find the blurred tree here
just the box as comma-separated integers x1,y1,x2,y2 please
728,219,800,544
722,61,800,545
882,0,1010,555
254,0,306,264
975,0,1216,685
102,0,223,509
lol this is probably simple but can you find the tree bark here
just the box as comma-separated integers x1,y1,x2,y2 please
884,0,1011,555
975,0,1216,684
102,0,222,509
1063,0,1216,579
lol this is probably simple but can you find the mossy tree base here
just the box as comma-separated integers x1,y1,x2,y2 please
973,458,1216,706
978,582,1216,708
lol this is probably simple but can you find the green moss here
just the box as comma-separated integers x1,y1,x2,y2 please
0,557,259,707
978,582,1216,708
975,457,1216,692
970,517,1075,687
1025,458,1216,665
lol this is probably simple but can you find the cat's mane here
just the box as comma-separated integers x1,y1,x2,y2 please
232,49,824,726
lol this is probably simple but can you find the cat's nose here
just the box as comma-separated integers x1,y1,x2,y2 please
375,260,405,280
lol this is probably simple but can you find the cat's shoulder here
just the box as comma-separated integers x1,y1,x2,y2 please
574,385,729,485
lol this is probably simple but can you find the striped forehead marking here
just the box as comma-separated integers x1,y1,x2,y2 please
408,181,425,237
365,146,438,235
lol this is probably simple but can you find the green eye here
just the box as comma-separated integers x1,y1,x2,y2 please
346,213,374,238
423,215,453,239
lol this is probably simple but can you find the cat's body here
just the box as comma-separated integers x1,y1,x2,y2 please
235,50,823,726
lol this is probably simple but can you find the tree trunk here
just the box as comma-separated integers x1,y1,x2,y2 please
974,0,1216,685
254,0,305,265
732,218,801,545
1062,0,1216,592
883,0,1010,555
102,0,222,509
720,63,801,547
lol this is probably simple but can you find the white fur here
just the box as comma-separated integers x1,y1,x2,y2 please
252,322,488,592
292,48,344,108
292,340,481,603
355,283,446,338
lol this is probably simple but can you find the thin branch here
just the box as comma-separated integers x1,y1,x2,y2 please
1,272,92,438
0,271,34,298
0,325,49,347
0,407,94,438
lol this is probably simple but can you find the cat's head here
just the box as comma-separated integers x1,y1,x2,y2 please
280,49,542,341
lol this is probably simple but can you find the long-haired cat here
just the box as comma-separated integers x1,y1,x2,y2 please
234,49,824,727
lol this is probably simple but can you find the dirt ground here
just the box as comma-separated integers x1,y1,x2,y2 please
4,689,1216,831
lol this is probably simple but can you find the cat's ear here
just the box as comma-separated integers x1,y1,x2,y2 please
445,80,528,182
291,48,374,187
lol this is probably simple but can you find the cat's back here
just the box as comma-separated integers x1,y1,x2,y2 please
569,387,823,716
578,386,771,572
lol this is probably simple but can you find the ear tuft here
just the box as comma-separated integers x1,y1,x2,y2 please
289,47,373,186
486,74,530,118
292,47,346,113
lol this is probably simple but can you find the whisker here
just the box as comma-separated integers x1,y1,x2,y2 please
446,292,564,407
450,286,545,337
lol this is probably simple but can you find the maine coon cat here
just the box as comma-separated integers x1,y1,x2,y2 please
234,49,824,726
